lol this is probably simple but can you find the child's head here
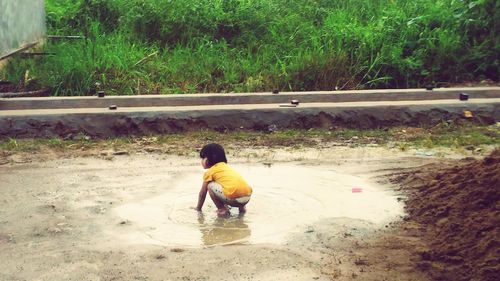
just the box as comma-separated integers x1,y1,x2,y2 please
200,143,227,168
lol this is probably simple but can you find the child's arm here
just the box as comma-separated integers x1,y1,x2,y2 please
195,182,209,211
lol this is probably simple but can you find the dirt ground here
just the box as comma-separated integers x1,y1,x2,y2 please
388,150,499,281
0,144,498,281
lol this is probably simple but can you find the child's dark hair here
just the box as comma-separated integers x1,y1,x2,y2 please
200,143,227,167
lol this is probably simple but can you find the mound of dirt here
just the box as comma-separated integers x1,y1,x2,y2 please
396,151,500,280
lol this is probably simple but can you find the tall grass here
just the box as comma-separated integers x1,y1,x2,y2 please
1,0,498,95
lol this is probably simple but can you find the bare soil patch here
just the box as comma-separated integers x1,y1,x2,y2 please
0,144,498,280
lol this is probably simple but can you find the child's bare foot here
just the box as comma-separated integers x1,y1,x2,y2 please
217,208,229,217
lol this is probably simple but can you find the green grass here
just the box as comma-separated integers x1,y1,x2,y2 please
1,0,498,95
1,125,498,155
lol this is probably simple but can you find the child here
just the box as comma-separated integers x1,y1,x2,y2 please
195,143,252,217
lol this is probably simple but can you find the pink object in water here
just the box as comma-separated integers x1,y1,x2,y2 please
352,187,363,193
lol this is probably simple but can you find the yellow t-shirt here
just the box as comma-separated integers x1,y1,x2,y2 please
203,162,252,199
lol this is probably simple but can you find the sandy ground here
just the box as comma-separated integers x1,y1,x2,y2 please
0,146,490,281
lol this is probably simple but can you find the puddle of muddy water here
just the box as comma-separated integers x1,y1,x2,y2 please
109,163,404,247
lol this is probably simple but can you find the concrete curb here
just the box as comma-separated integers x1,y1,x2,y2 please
1,87,499,110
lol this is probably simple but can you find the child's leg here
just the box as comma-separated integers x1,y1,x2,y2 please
229,196,251,214
207,188,225,208
238,204,246,214
207,182,229,217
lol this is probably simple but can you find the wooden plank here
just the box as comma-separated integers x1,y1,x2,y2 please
0,42,39,61
0,89,51,98
47,35,85,41
19,52,56,58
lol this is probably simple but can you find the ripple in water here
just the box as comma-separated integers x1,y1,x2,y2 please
110,163,404,247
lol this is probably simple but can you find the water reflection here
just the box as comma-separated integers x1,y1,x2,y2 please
197,212,251,246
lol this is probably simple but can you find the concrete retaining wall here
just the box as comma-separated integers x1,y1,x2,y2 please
1,100,498,139
2,88,498,139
